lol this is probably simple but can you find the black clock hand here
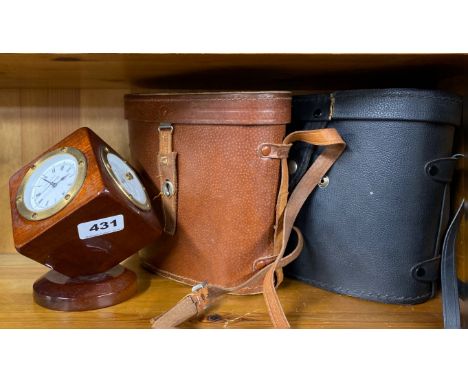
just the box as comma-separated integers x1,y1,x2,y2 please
55,174,71,185
39,179,59,197
41,176,54,186
41,176,58,188
37,176,62,203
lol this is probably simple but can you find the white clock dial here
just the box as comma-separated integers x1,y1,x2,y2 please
16,147,87,220
25,154,78,211
103,149,150,211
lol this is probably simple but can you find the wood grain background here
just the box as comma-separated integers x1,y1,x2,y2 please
0,88,131,253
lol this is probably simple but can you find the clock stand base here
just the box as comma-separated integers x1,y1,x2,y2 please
32,265,138,311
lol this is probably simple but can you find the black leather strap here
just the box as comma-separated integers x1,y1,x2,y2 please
412,154,461,284
425,155,462,183
292,90,462,126
441,199,465,329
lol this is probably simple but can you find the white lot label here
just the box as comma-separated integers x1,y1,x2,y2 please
77,214,124,239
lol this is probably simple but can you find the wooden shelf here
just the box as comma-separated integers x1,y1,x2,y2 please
0,253,446,329
0,54,466,93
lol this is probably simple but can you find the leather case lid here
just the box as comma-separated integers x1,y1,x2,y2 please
124,91,292,125
292,88,462,126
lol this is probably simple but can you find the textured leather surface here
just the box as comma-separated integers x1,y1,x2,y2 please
151,129,345,328
126,92,291,293
286,89,462,304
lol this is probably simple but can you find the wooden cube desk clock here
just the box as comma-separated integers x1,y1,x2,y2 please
9,127,162,311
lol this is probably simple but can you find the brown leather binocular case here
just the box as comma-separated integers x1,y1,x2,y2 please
124,92,345,328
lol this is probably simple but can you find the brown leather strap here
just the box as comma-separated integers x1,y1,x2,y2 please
257,143,292,159
263,129,346,328
158,123,178,235
151,128,345,328
151,229,304,328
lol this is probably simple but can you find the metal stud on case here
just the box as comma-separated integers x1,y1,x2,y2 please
162,180,175,197
288,160,298,175
318,176,329,189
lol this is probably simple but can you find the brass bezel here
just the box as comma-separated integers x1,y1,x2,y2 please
100,146,151,211
16,147,87,221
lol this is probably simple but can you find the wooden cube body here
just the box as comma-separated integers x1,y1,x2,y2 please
9,127,162,277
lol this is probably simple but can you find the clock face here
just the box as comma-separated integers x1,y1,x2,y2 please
16,147,87,220
101,147,151,211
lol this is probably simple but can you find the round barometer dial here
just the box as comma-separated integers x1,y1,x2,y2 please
16,147,87,221
101,147,151,211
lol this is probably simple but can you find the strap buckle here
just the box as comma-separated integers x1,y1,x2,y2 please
158,122,173,132
190,282,209,315
192,281,208,293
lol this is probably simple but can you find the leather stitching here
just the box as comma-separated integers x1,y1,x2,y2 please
126,97,292,102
